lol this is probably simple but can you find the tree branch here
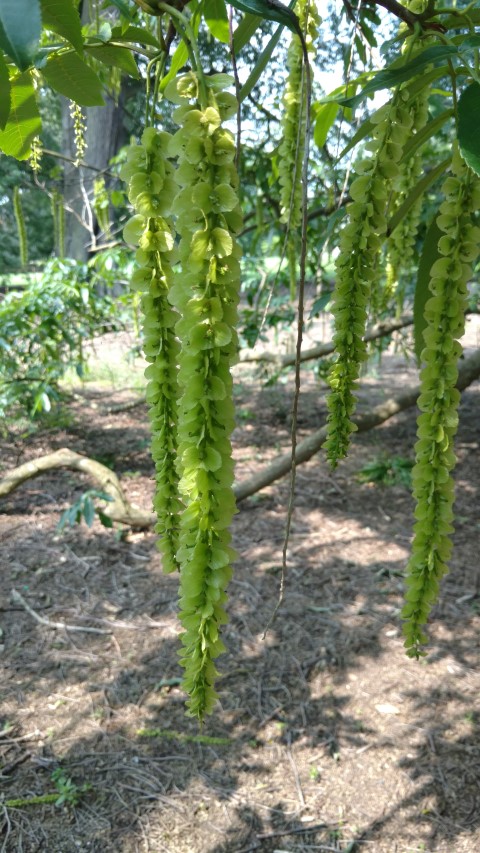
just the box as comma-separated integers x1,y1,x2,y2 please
361,0,424,27
361,0,441,30
0,448,155,529
234,348,480,501
241,313,413,365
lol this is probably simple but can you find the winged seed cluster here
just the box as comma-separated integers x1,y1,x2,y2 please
122,72,241,719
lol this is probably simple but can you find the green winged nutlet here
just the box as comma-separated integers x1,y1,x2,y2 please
402,145,480,657
122,127,182,574
165,72,242,719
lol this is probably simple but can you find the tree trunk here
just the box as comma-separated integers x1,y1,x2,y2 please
61,91,127,262
61,2,127,262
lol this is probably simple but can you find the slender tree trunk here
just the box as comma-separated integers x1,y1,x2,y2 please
61,90,127,262
61,1,127,262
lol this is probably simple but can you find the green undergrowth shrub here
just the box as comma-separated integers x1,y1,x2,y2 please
357,455,414,488
0,257,127,419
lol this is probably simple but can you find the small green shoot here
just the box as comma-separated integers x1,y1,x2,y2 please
51,768,91,807
6,769,92,809
357,455,414,488
137,728,231,745
57,490,114,531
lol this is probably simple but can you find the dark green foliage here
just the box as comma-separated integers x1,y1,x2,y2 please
0,258,123,418
357,455,414,488
57,490,114,531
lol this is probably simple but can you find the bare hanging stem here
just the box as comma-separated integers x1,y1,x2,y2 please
264,24,312,637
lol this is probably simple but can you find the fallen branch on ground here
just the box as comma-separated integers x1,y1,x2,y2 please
1,349,479,522
241,313,413,365
235,348,480,500
0,448,155,527
241,308,479,366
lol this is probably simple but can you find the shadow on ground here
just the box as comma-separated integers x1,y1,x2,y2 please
1,378,479,852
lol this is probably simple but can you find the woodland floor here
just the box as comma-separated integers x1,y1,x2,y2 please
0,321,479,853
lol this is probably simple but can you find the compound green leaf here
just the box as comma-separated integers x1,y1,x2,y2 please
457,83,480,176
0,50,10,129
204,0,230,44
42,51,104,106
0,0,41,71
85,44,140,78
0,71,41,159
39,0,83,52
414,217,442,362
334,45,459,110
110,24,161,48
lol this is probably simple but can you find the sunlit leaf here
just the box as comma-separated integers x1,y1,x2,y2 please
42,51,104,106
85,44,140,78
204,0,230,43
110,24,161,48
40,0,83,52
313,101,339,149
0,71,41,159
0,51,10,129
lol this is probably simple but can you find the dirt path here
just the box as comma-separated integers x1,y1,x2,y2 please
0,343,479,852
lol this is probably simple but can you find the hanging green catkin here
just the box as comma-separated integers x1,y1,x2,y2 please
13,186,28,268
57,194,65,260
70,101,87,166
402,146,480,657
121,128,182,573
380,87,428,308
278,0,320,297
29,135,43,174
51,190,65,259
323,90,413,466
386,0,431,312
166,71,242,719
